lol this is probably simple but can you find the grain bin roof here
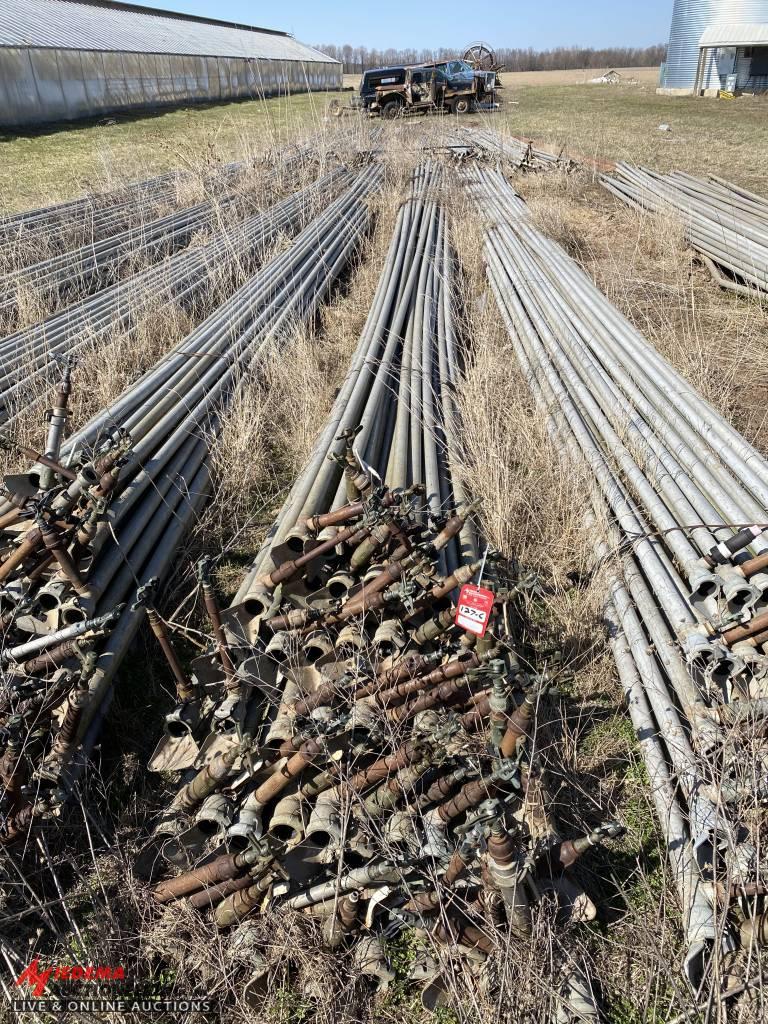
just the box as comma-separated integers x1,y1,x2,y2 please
699,23,768,48
0,0,339,63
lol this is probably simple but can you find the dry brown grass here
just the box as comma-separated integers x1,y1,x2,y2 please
502,66,660,87
439,160,768,1024
514,169,768,452
0,158,293,336
4,124,768,1024
0,90,346,213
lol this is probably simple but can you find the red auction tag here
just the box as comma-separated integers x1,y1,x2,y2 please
455,584,494,637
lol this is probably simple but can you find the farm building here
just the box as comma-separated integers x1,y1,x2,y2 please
659,0,768,94
0,0,341,127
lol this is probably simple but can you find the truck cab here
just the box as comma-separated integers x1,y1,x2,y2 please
355,59,495,118
352,66,407,112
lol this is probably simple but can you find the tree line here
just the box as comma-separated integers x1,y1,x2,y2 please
314,43,667,75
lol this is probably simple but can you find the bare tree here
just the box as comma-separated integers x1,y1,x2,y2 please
314,42,667,75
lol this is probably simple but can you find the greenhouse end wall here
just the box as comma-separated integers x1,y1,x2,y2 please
0,48,341,127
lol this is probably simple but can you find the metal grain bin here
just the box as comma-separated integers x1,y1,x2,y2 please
661,0,768,92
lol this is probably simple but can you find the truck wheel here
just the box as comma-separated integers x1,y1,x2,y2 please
381,100,403,119
454,97,472,115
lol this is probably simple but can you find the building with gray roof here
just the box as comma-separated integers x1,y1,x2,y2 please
0,0,341,126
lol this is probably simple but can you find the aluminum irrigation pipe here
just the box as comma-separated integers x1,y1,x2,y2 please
0,168,186,266
0,139,318,268
451,126,571,169
0,137,326,332
0,162,383,845
468,167,768,596
0,168,351,434
602,164,768,297
473,172,765,692
467,164,768,985
604,593,719,988
420,124,569,171
126,170,622,1009
0,124,355,269
231,161,478,622
0,184,258,331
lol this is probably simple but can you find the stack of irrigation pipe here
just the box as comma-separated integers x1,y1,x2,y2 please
0,167,350,434
136,166,623,1014
0,172,272,332
428,126,574,172
0,167,186,266
602,165,768,298
466,163,768,989
0,123,355,274
0,156,283,273
0,161,382,848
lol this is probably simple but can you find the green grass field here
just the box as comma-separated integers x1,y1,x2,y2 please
497,80,768,189
0,89,345,212
1,77,767,211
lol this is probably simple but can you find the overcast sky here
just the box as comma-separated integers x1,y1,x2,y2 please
148,0,674,50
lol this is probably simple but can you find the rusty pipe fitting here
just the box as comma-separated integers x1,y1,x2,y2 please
260,522,363,590
387,675,470,725
18,445,78,482
0,525,44,583
412,607,456,645
340,558,411,617
198,559,237,691
361,759,431,818
151,845,263,903
0,734,27,814
432,918,493,957
488,673,510,752
437,775,497,824
45,681,90,766
723,610,768,647
187,872,254,910
349,519,402,572
214,868,277,929
263,606,321,633
171,744,241,814
40,521,90,597
431,502,481,553
486,822,532,936
406,560,482,618
415,766,468,811
552,822,624,869
145,606,195,702
345,739,421,793
323,890,361,948
21,638,83,675
499,691,536,759
251,738,325,806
